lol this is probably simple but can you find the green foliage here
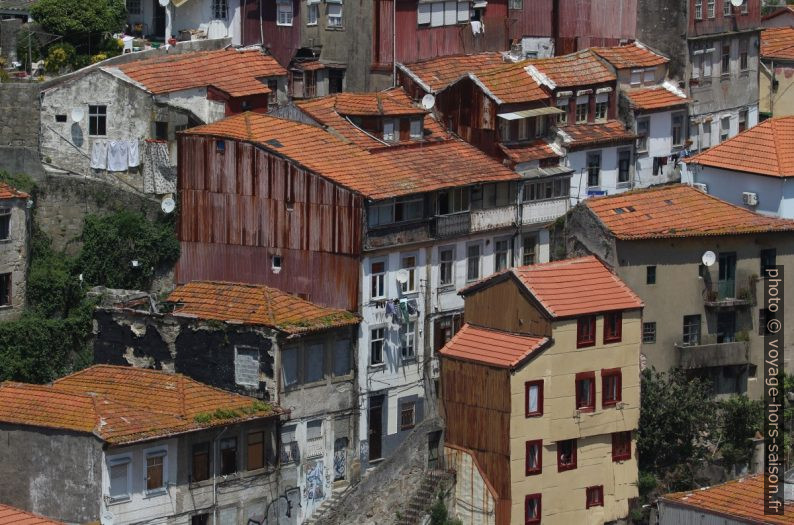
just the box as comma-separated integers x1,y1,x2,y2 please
77,211,179,290
44,42,76,74
15,28,43,71
0,171,36,194
30,0,126,48
429,494,461,525
715,395,763,471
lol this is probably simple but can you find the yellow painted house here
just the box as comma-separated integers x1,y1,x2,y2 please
440,256,643,525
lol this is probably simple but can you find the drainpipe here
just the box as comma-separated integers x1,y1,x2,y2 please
164,3,173,48
392,0,397,86
213,426,229,524
259,0,265,46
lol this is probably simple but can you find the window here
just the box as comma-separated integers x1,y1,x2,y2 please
556,98,569,124
586,486,604,508
277,0,293,25
220,437,237,475
703,120,711,148
522,235,536,266
410,118,423,139
305,343,324,383
271,255,282,272
557,439,577,471
602,368,622,407
525,380,543,417
281,425,300,464
525,494,541,524
439,247,454,286
0,208,10,241
401,254,417,293
88,105,106,136
333,339,351,377
509,0,522,8
517,118,529,141
306,420,323,457
692,45,702,79
653,156,667,176
192,442,210,482
586,152,601,187
400,401,416,430
371,261,385,299
525,440,542,475
643,322,656,343
402,321,416,359
495,238,510,272
466,243,481,281
630,69,642,86
535,116,546,137
499,117,510,141
739,39,748,71
108,457,131,500
395,196,423,222
0,273,10,307
738,109,747,132
212,0,228,19
383,118,397,142
282,346,298,387
636,117,649,153
247,431,265,471
761,248,777,274
595,95,608,122
604,312,622,343
721,42,731,76
215,140,225,153
618,149,631,184
723,0,731,15
759,308,770,336
695,0,702,19
192,515,209,525
672,113,684,146
612,431,631,461
418,0,470,25
126,0,141,14
575,372,595,412
683,314,701,346
703,45,713,78
145,451,166,491
370,327,385,365
646,265,656,284
307,2,319,24
367,201,393,227
234,346,259,388
327,3,343,27
741,0,748,13
437,187,469,214
720,116,730,142
643,68,656,84
575,97,589,123
707,0,715,18
577,315,596,348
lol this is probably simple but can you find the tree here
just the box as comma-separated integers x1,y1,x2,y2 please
714,395,763,472
29,0,126,49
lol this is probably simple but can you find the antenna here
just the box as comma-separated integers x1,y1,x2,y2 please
161,196,176,214
71,107,84,123
421,94,436,111
701,251,716,267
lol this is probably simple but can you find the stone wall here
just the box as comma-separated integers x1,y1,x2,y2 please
0,198,29,321
0,82,44,178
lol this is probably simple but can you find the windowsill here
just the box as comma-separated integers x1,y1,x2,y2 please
602,401,619,408
331,373,354,384
604,337,622,344
400,290,419,297
437,284,455,292
325,25,345,30
577,341,596,349
577,406,595,413
307,22,318,26
612,455,631,463
276,23,294,27
720,74,731,81
401,356,417,365
558,465,577,472
144,488,167,499
525,412,542,418
368,363,386,373
525,469,541,476
107,496,131,505
0,238,11,243
616,182,631,189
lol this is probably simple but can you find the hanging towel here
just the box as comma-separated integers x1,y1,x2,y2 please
107,140,129,172
142,140,177,194
90,140,108,170
399,300,410,324
127,140,140,168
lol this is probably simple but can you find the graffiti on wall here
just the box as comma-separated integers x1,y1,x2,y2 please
334,437,348,481
304,460,325,501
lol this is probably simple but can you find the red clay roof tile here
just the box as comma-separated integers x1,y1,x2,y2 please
115,48,286,97
0,504,62,525
560,120,636,149
399,52,507,93
472,61,550,104
167,281,359,334
497,140,561,164
625,85,690,111
662,475,794,524
585,184,794,239
0,365,284,445
528,50,616,88
762,27,794,60
439,324,549,369
0,182,29,200
592,42,669,69
686,117,794,178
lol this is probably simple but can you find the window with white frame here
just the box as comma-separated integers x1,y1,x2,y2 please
695,0,702,19
636,117,649,153
594,93,608,122
401,254,417,293
126,0,141,14
720,116,730,142
108,456,132,501
518,118,529,141
721,41,731,76
307,1,319,24
145,450,166,493
277,0,293,26
630,69,642,86
556,98,569,124
707,0,715,18
417,0,470,26
535,116,546,137
672,113,685,147
212,0,228,20
522,234,536,266
371,260,386,299
509,0,522,8
466,242,481,281
703,45,713,77
643,68,655,84
370,327,385,365
741,0,748,13
437,187,469,215
402,321,416,359
368,200,394,227
575,96,589,123
410,117,423,139
439,246,454,286
494,238,510,272
691,43,702,79
723,0,731,16
383,118,397,142
327,3,343,27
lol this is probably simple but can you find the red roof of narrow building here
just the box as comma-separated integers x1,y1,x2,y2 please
686,117,794,178
585,184,794,239
662,475,794,524
528,50,616,88
560,121,636,149
399,52,507,93
439,323,549,369
761,27,794,61
625,85,690,111
114,48,286,97
0,365,285,445
167,281,359,334
0,182,29,200
592,42,669,69
472,61,550,104
497,140,561,164
0,504,62,525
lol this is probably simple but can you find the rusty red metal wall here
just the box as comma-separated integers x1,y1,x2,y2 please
508,0,553,40
176,135,363,311
556,0,637,50
243,0,301,67
687,0,760,37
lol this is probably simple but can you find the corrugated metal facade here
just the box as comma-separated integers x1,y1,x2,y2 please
657,502,751,525
556,0,637,53
176,135,363,311
242,0,302,66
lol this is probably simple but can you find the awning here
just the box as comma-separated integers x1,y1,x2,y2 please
497,107,565,120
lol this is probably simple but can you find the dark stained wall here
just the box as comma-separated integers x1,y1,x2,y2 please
555,0,637,53
463,277,552,336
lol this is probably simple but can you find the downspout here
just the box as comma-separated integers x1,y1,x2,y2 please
259,0,265,46
760,59,774,117
392,0,397,86
213,426,229,524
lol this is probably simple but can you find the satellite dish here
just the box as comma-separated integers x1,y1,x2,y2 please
161,196,176,214
395,269,409,285
730,0,742,7
421,94,436,111
71,107,84,122
101,511,114,525
702,251,716,267
158,0,170,6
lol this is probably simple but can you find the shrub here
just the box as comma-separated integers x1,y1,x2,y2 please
44,42,76,74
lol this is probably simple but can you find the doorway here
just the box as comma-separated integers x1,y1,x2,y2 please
718,252,736,299
152,0,166,38
368,395,384,461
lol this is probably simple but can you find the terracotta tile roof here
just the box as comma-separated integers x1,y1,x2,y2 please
167,281,359,334
662,475,794,524
114,48,287,97
468,61,550,104
294,61,327,71
0,504,61,525
185,112,519,199
439,323,549,369
0,365,284,445
762,5,794,21
332,89,426,117
625,85,690,111
399,52,506,93
0,182,29,200
761,27,794,61
560,120,636,149
686,117,794,177
295,88,449,150
497,140,561,164
585,184,794,239
592,42,669,69
528,50,616,88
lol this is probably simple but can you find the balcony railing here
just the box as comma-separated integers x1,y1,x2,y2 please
521,197,569,225
676,340,750,369
471,205,516,233
432,212,471,238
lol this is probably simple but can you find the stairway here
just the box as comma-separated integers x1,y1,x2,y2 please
303,484,352,525
394,469,455,525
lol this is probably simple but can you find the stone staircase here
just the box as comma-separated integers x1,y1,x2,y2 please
394,469,455,525
303,484,352,525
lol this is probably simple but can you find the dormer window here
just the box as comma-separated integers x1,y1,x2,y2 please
410,117,423,140
383,118,397,142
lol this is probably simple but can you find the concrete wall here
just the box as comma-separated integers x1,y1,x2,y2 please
566,144,635,203
0,425,103,523
632,109,684,187
0,82,44,177
686,164,792,218
0,197,28,320
636,0,689,78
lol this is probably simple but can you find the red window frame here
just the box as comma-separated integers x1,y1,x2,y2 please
601,368,622,407
612,431,632,461
525,493,541,524
604,311,623,343
586,485,604,508
525,380,544,417
557,438,577,472
577,315,596,348
525,440,542,475
575,371,595,412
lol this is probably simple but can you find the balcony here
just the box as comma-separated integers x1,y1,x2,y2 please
432,212,471,238
676,340,750,369
521,197,569,225
470,205,516,233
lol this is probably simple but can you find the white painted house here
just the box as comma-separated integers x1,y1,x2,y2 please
683,116,794,218
126,0,243,45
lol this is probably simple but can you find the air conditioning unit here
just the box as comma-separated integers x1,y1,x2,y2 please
693,183,708,193
742,191,759,206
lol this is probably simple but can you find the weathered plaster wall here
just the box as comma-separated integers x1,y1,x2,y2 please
0,425,103,523
0,82,44,177
0,199,29,321
636,0,689,78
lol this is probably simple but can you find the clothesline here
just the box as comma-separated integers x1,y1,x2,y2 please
90,139,141,172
